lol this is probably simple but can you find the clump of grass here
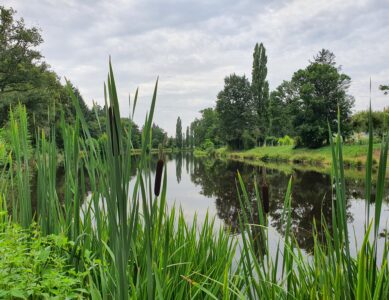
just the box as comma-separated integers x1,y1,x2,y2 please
9,104,32,228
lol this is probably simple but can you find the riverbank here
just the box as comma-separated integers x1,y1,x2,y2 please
195,143,382,168
131,147,193,155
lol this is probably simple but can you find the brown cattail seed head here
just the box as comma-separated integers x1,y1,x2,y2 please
154,159,164,196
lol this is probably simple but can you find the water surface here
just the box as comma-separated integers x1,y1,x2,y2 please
160,153,389,255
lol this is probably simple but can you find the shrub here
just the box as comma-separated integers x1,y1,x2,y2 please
200,139,215,152
0,224,89,298
278,135,294,146
264,136,278,146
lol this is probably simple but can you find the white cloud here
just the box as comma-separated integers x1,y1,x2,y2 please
2,0,389,134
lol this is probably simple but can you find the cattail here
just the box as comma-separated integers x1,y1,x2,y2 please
108,106,120,156
261,183,269,214
154,159,164,196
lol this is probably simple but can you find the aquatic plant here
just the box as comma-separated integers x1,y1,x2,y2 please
0,62,387,299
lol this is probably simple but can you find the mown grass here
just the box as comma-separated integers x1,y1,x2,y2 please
0,62,388,299
224,143,382,167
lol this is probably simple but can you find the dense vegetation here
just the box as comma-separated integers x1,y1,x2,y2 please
0,64,388,299
0,5,388,299
0,6,192,151
190,45,386,151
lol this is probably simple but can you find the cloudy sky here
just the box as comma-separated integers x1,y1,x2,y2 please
4,0,389,135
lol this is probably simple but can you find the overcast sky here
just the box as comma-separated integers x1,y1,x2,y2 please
3,0,389,135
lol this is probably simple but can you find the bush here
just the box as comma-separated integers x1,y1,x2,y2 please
0,224,89,298
200,139,215,152
278,135,294,146
264,136,278,146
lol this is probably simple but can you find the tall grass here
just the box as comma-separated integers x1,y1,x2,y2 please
9,105,32,228
0,62,388,299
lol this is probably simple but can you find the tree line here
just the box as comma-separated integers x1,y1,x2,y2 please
0,6,179,150
190,45,359,150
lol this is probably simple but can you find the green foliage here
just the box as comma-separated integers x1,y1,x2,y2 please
175,116,183,148
9,104,32,227
216,74,254,150
268,81,296,137
0,6,43,95
200,138,215,151
289,50,354,148
150,123,166,149
251,42,270,143
0,6,58,131
278,135,294,146
242,129,256,150
264,135,278,146
191,107,221,147
352,108,389,137
185,126,190,148
0,223,87,299
1,57,388,299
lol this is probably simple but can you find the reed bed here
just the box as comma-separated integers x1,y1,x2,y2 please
0,62,388,299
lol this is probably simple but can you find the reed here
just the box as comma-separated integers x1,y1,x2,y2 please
0,62,387,299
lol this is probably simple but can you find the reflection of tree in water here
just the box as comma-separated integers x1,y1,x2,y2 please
190,157,370,252
191,159,256,233
185,152,190,174
175,152,182,183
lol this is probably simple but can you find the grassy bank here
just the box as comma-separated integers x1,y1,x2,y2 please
131,147,193,155
1,64,388,299
216,143,382,167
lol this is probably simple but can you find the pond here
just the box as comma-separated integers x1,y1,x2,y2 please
34,152,389,257
152,153,389,256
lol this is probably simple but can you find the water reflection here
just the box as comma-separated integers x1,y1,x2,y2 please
183,154,388,252
28,152,389,253
175,152,182,183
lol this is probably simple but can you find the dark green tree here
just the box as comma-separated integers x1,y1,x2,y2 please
150,123,166,149
189,125,194,148
175,116,183,148
268,81,296,137
186,126,190,148
190,108,221,147
0,6,50,127
0,6,97,141
290,50,354,148
251,42,269,145
351,109,389,137
0,6,43,93
216,74,254,150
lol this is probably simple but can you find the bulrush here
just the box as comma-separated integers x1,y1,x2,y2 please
154,159,164,196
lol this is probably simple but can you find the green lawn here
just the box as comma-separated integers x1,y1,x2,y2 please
224,143,382,167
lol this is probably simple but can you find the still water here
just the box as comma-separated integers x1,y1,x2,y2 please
151,153,388,255
51,152,389,257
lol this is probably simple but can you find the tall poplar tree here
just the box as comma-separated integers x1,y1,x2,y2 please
251,42,269,145
175,117,183,148
186,126,190,148
189,125,194,148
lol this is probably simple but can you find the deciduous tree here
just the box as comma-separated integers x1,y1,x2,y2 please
216,74,254,150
